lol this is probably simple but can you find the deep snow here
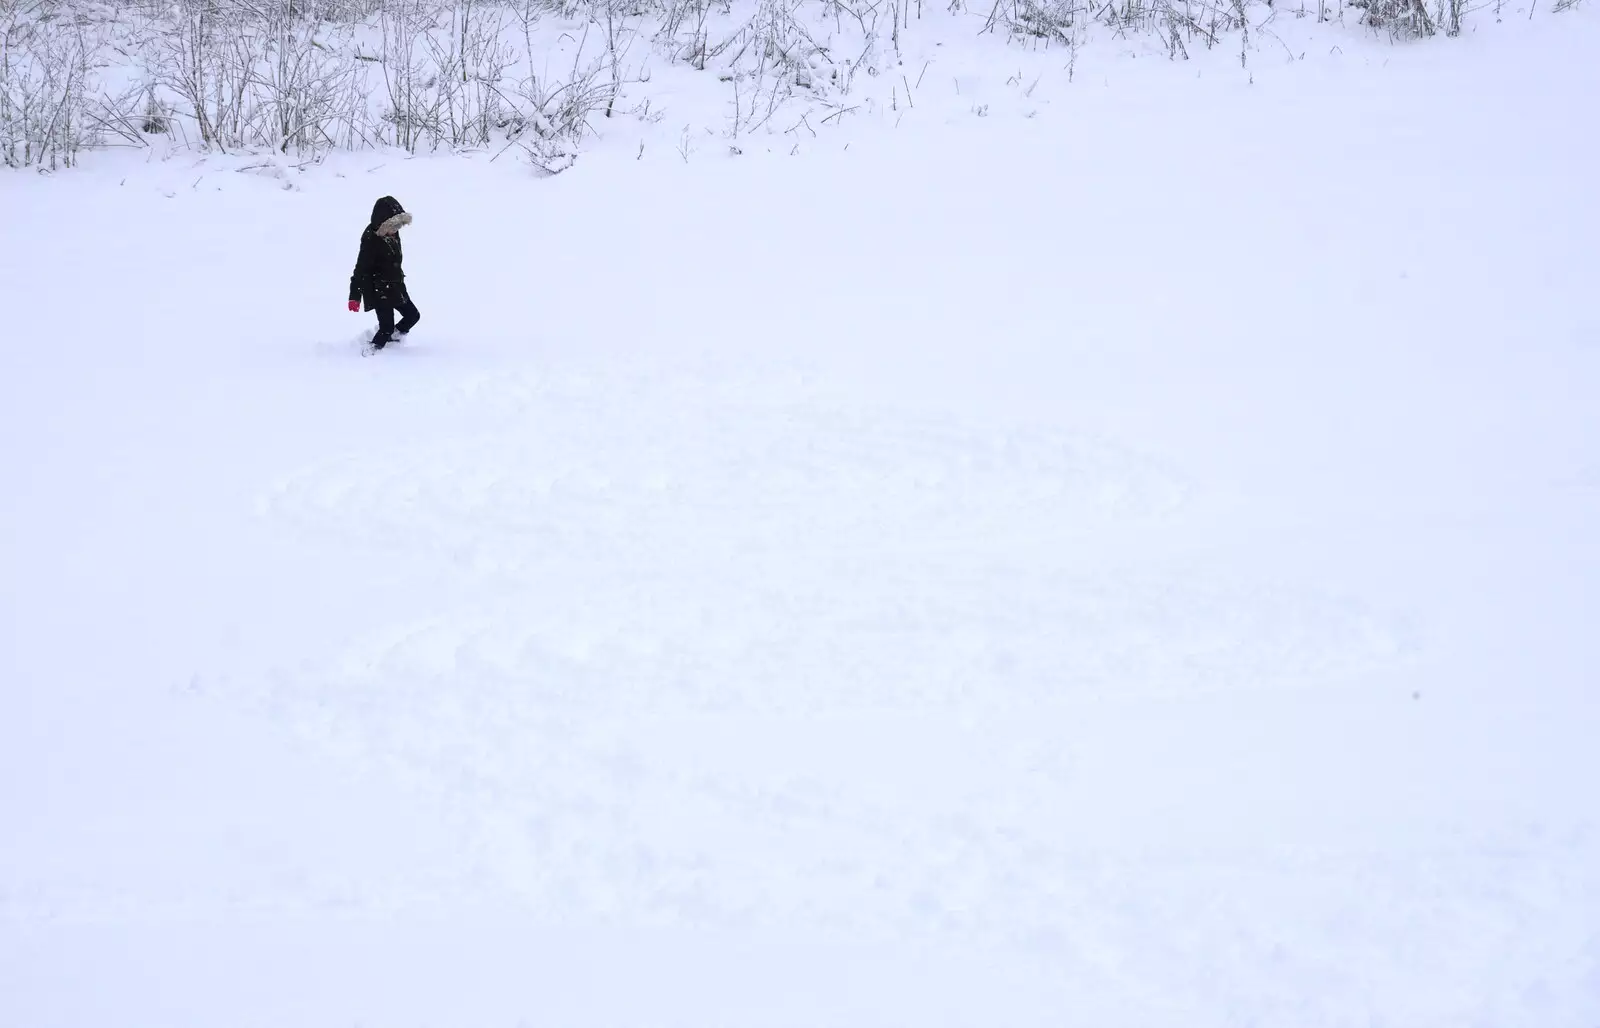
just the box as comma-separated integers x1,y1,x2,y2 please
3,9,1599,1028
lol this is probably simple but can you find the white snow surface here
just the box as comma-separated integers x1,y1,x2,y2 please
4,12,1600,1028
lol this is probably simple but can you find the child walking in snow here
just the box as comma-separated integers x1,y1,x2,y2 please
348,196,420,351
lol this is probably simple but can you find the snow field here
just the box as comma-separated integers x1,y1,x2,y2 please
4,10,1600,1027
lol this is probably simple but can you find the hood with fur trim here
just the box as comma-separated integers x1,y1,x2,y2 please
370,195,413,237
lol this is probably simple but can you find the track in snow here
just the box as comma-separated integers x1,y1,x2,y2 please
240,361,1429,967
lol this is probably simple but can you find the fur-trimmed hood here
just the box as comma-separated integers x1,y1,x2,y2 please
370,195,412,236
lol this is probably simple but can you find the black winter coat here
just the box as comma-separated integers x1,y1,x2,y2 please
348,196,412,311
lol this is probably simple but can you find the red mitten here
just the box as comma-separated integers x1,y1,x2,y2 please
347,300,361,312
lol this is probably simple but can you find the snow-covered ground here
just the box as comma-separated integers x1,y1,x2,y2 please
4,9,1599,1027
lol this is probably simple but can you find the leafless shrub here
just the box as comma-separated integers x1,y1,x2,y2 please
378,0,520,150
1095,0,1246,50
2,0,1567,172
491,11,617,171
495,0,629,170
1,0,105,168
1434,0,1462,34
657,0,715,67
515,48,613,135
985,0,1082,45
1350,0,1436,35
137,85,168,132
377,0,430,148
141,0,369,153
81,80,150,147
419,0,516,145
705,0,843,138
248,1,370,151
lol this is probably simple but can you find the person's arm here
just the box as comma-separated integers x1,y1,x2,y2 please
348,233,373,308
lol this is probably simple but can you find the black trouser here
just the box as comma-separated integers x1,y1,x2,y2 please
373,296,421,344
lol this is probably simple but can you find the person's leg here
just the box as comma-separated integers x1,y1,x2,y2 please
395,296,421,336
371,304,396,347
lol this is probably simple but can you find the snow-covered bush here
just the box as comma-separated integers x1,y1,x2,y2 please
1093,0,1247,51
1351,0,1437,36
380,0,517,150
143,0,370,152
986,0,1082,45
2,0,1582,170
1,0,108,168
